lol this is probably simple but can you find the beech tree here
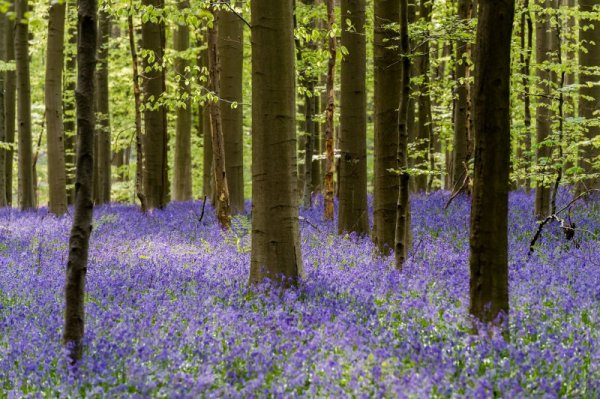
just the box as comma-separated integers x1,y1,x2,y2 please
0,10,6,207
338,0,369,235
323,0,336,221
249,0,304,285
64,0,96,363
469,0,514,332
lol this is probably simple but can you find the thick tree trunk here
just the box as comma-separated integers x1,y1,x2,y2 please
64,0,96,363
395,0,411,268
374,0,400,253
45,0,68,215
173,0,192,201
218,2,244,213
128,11,147,212
249,0,304,285
469,0,513,334
0,12,6,207
141,0,168,209
452,0,472,192
578,0,600,190
94,6,111,204
64,0,77,205
15,0,35,210
323,0,336,221
338,0,369,235
534,0,558,219
207,7,232,229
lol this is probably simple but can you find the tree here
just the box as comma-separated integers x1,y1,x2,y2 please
207,5,231,229
94,4,111,204
578,0,600,190
15,0,35,210
173,0,193,201
0,10,6,207
338,0,369,235
218,1,244,213
249,0,304,285
64,0,96,363
395,0,411,268
45,0,68,215
141,0,168,209
3,1,15,207
469,0,514,333
323,0,336,221
373,0,400,253
64,0,77,205
535,0,559,219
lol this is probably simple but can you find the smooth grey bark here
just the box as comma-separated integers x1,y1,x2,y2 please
200,48,213,200
64,0,77,205
249,0,304,285
173,0,192,201
469,0,514,334
338,0,369,235
323,0,336,221
64,0,96,363
0,11,6,207
218,1,244,213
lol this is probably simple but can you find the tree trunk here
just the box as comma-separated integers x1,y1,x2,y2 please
15,0,35,210
469,0,513,334
172,0,192,201
3,4,15,207
200,47,213,201
395,0,411,268
534,0,558,219
218,1,244,213
45,0,68,215
207,7,232,229
374,0,400,253
141,0,168,209
250,0,304,285
338,0,369,235
517,0,533,192
452,0,472,193
578,0,600,190
128,10,147,212
0,11,6,207
323,0,336,221
64,0,77,205
94,6,111,204
64,0,96,363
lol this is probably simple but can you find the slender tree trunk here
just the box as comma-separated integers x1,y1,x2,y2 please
64,0,77,205
207,7,231,229
0,11,6,207
64,0,96,363
250,0,304,285
200,47,213,201
218,1,244,213
535,0,558,219
141,0,168,209
452,0,472,192
45,0,68,215
517,0,533,191
578,0,600,190
3,5,15,207
338,0,369,235
15,0,35,210
395,0,411,268
469,0,514,335
324,0,336,221
374,0,400,253
128,7,146,212
94,6,111,204
173,0,192,201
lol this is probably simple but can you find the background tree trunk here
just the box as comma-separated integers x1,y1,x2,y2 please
141,0,168,209
63,0,96,363
250,0,304,285
218,1,244,213
469,0,513,333
15,0,35,210
173,0,193,201
94,6,111,204
0,11,6,207
578,0,600,190
534,0,558,219
45,0,68,215
64,0,77,205
200,48,213,201
374,0,400,253
338,0,369,235
323,0,336,221
3,4,15,207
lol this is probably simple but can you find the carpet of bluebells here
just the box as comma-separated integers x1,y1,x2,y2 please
0,191,599,398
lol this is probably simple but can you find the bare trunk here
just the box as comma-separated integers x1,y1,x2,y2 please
3,4,15,206
63,0,96,363
323,0,336,221
0,12,6,207
200,48,213,200
64,0,77,205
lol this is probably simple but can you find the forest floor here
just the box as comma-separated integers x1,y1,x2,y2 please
0,191,599,397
